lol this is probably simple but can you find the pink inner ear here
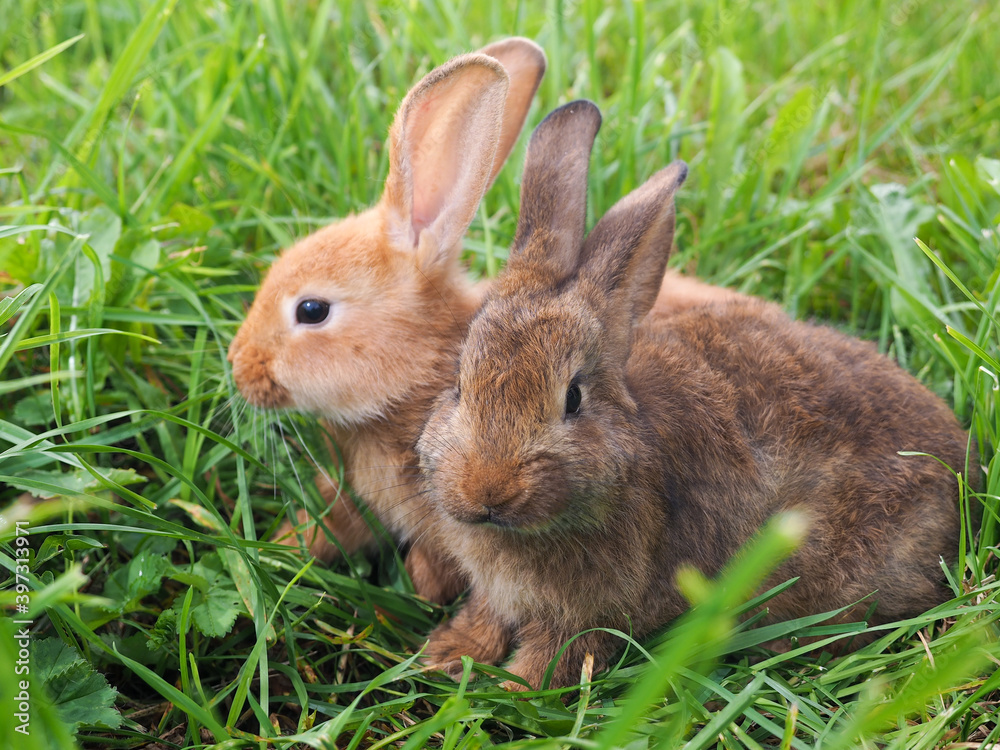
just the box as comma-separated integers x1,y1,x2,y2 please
408,89,464,242
401,66,502,250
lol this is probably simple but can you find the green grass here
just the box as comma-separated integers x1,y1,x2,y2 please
1,0,999,747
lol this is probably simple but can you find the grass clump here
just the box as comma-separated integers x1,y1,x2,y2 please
1,0,999,747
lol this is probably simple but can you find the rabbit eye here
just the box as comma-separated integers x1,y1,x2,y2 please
296,299,330,325
565,383,582,416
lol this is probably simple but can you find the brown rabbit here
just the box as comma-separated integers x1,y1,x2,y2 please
228,39,548,603
417,100,970,689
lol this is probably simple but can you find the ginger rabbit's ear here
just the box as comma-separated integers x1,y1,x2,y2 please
580,161,688,326
382,53,509,269
476,37,547,186
500,99,602,293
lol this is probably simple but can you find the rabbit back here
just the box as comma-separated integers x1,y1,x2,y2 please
633,295,967,621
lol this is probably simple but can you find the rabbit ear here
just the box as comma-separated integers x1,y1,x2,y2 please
503,100,602,291
477,37,547,187
579,161,688,325
382,53,509,267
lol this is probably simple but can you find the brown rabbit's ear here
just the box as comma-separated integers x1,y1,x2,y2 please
476,37,547,186
382,53,509,267
579,161,688,325
503,100,602,291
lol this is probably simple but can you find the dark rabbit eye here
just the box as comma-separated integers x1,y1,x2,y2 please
296,299,330,324
565,383,582,416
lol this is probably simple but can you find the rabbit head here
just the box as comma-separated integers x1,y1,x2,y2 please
419,99,688,536
228,39,547,428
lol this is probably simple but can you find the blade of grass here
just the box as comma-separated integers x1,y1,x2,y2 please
0,33,85,88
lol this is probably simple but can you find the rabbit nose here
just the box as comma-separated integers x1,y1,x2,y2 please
481,485,518,510
465,501,515,527
452,455,526,523
484,506,509,526
469,483,524,525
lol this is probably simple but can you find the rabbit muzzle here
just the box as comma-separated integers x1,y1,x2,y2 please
432,450,573,532
229,342,292,409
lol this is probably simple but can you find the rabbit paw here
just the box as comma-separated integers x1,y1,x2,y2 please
423,606,513,680
422,632,471,679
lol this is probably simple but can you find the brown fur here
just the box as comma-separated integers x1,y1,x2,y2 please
418,100,971,688
228,46,738,604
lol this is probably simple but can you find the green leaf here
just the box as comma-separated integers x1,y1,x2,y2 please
130,237,162,271
191,585,243,639
947,325,1000,373
869,183,937,241
102,549,170,613
74,207,122,303
764,86,819,176
914,236,1000,332
866,183,938,327
168,498,226,531
6,467,146,500
12,392,53,427
14,327,160,350
171,553,244,639
147,609,178,651
36,534,105,560
220,547,276,641
0,34,85,88
35,638,83,681
35,638,122,734
0,284,43,327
